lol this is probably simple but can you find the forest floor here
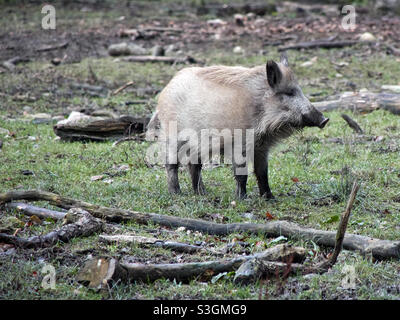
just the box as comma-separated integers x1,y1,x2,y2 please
0,0,399,300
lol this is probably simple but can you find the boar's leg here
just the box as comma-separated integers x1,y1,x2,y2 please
166,164,180,194
188,163,206,195
254,151,274,199
233,163,248,199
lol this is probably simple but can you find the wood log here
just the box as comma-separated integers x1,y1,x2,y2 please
53,114,150,141
0,208,102,248
77,244,305,285
76,258,128,289
314,91,400,115
1,190,399,260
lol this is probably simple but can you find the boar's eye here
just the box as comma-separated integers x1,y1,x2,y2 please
277,89,296,97
284,89,296,97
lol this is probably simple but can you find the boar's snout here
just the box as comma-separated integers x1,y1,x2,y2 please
318,117,329,129
302,106,329,129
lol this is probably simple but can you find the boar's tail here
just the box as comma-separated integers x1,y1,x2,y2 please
145,111,160,141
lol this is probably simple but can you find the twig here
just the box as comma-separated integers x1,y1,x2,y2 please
111,135,145,147
36,41,69,52
140,27,183,33
112,81,135,96
327,181,359,266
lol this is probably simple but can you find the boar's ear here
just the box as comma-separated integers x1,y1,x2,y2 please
266,60,282,89
280,52,289,67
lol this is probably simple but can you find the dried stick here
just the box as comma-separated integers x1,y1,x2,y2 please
112,81,134,96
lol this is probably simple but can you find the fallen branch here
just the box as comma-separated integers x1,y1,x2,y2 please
36,41,69,52
1,189,398,260
99,234,212,254
235,183,359,283
140,27,183,33
314,91,400,115
0,208,102,248
2,56,30,71
77,244,305,287
278,40,358,52
6,202,66,220
386,44,400,57
112,81,135,96
121,55,196,64
341,114,363,134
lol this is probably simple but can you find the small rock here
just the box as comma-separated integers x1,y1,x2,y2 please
207,19,226,27
302,273,317,280
21,169,34,176
233,46,244,54
359,32,376,42
300,57,317,67
108,42,148,56
254,18,267,26
246,12,256,20
23,106,32,113
241,212,255,220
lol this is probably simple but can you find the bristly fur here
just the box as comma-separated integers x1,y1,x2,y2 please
152,58,326,198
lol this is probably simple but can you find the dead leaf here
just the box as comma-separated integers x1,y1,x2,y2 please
29,215,42,225
265,212,276,220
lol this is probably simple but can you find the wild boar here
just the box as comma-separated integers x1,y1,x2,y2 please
149,53,329,199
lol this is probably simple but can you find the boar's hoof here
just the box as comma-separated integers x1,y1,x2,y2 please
264,192,275,200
